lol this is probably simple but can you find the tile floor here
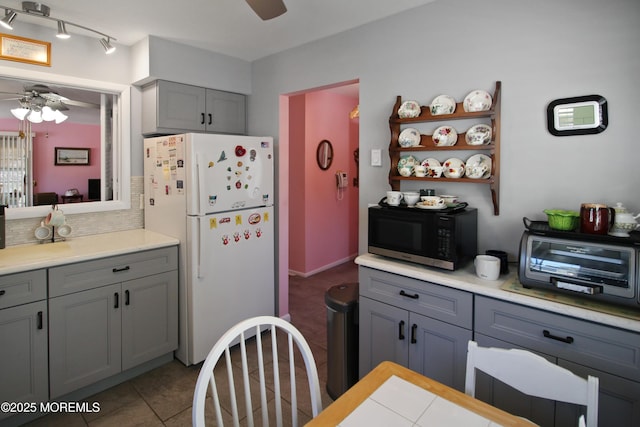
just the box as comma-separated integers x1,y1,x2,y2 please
23,260,358,427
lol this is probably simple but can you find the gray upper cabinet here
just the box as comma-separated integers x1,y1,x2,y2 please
0,270,48,420
142,80,246,136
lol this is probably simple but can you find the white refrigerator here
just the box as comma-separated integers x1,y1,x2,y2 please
143,133,275,365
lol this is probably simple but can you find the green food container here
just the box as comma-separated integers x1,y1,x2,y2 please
543,209,580,231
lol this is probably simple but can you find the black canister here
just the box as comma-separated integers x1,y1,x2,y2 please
0,205,6,249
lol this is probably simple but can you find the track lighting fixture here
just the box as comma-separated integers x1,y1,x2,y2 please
0,2,116,54
0,10,16,30
99,37,115,54
56,20,69,39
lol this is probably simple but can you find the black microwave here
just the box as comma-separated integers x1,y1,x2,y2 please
368,205,477,270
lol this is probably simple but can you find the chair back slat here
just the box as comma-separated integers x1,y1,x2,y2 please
193,316,322,427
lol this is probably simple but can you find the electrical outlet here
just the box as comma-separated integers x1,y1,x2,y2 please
371,149,382,166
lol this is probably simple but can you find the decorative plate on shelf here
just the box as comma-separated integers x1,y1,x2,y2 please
465,124,492,145
432,125,458,146
463,90,492,112
398,100,421,118
398,128,422,147
429,95,456,115
465,154,492,179
420,157,441,168
442,157,466,178
397,154,418,169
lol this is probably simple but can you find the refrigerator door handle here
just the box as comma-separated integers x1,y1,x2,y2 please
197,216,204,279
195,152,203,215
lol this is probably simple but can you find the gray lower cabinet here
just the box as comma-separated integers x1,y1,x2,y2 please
142,80,246,136
48,247,178,398
0,270,48,421
359,267,473,391
475,295,640,427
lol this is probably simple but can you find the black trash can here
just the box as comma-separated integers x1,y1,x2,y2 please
325,282,359,400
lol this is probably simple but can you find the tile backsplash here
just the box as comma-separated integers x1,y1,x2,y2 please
5,176,144,246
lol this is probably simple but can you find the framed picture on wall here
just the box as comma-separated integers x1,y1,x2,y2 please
55,147,90,165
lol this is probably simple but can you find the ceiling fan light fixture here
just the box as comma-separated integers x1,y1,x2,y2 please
11,107,29,120
41,105,56,121
26,109,43,123
53,109,68,124
0,10,16,30
56,20,70,39
100,37,115,54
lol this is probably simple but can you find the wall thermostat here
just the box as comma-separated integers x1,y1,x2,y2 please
547,95,608,136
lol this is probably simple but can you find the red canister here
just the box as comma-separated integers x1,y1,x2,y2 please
580,203,615,234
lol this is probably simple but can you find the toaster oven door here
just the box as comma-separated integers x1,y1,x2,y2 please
523,235,636,298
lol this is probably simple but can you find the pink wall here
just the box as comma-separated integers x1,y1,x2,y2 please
0,119,100,200
288,90,359,275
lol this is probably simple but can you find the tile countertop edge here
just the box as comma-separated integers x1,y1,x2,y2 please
0,229,180,275
355,254,640,334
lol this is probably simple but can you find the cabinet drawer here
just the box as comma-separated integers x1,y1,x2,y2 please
49,247,178,297
359,267,472,328
0,269,47,309
475,296,640,382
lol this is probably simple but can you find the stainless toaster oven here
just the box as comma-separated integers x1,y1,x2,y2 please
519,230,639,309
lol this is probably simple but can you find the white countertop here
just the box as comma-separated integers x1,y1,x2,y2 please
356,253,640,334
0,229,180,275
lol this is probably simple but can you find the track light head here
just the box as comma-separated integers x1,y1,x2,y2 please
0,10,16,30
56,20,69,39
99,37,115,54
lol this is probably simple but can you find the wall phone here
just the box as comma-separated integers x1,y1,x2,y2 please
336,171,348,188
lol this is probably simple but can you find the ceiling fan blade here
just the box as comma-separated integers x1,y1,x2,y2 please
62,99,99,109
245,0,287,20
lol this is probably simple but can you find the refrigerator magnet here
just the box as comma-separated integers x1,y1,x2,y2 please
218,151,227,162
210,217,217,229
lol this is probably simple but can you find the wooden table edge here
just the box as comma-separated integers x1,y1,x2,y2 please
305,361,536,426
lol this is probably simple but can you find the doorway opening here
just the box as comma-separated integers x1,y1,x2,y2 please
284,81,359,278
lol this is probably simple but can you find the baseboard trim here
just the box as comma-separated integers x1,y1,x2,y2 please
288,254,357,278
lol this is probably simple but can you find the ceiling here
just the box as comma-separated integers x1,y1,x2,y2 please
0,0,436,62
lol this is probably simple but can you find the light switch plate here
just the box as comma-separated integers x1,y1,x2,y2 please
371,149,382,166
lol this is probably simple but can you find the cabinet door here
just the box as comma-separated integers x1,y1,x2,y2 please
474,333,556,427
49,284,122,398
0,301,48,419
157,80,206,132
205,89,246,135
121,271,178,371
408,312,471,392
359,296,408,378
558,359,640,427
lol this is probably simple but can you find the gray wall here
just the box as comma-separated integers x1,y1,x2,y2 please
250,0,640,259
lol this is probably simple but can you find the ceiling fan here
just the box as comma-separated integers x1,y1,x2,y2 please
245,0,287,20
0,83,98,124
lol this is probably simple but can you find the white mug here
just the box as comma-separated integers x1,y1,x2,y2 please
45,208,65,227
414,165,427,177
474,255,501,280
386,191,403,206
402,192,420,206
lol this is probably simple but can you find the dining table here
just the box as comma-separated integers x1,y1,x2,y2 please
305,361,536,427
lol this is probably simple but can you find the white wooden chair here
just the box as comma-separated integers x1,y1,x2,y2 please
465,340,599,427
193,316,323,427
